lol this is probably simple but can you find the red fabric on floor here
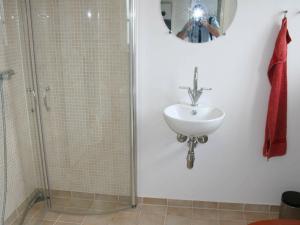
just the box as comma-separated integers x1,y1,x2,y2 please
249,220,300,225
263,17,291,159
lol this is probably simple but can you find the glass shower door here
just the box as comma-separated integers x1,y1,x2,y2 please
27,0,134,214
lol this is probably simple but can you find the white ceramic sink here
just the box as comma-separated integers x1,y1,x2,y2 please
163,104,225,137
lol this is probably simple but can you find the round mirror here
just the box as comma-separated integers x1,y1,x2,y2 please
161,0,237,44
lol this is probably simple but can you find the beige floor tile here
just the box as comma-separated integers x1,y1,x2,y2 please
22,218,31,225
219,220,247,225
218,203,243,211
25,204,45,219
108,211,138,225
219,210,244,221
31,208,47,220
119,196,131,203
26,201,281,225
123,206,142,214
138,214,165,225
165,215,192,225
270,205,280,212
167,207,193,217
34,202,47,210
244,204,269,212
26,213,45,225
83,214,114,225
91,200,130,212
43,211,60,221
56,222,81,225
52,198,72,208
10,218,22,225
167,199,193,207
52,190,72,199
95,194,119,202
118,211,139,217
138,198,143,204
191,219,219,225
58,214,85,223
5,211,18,225
41,221,56,225
244,212,270,222
68,199,93,209
140,205,167,216
63,208,94,214
193,201,218,209
71,192,94,200
269,212,279,219
90,201,117,211
143,198,167,205
193,209,218,220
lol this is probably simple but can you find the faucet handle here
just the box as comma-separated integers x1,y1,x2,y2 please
200,87,212,91
179,86,191,90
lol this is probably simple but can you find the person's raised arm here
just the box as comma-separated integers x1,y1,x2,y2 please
201,19,221,37
177,21,192,40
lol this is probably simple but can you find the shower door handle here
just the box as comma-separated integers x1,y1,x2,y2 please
27,88,36,112
43,86,50,112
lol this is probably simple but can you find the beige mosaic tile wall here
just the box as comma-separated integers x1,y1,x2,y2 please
29,0,131,197
0,0,38,220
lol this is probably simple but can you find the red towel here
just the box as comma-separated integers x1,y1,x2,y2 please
263,17,291,159
249,220,300,225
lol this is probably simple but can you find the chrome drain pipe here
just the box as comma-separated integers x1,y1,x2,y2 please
187,137,197,169
187,148,195,169
176,135,208,169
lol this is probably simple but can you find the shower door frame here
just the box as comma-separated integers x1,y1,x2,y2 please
20,0,137,209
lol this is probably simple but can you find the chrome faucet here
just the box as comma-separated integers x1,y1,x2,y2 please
180,67,212,107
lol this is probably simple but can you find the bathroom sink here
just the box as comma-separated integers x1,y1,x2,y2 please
163,104,225,137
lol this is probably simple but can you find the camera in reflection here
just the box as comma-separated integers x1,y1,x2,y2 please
192,5,207,23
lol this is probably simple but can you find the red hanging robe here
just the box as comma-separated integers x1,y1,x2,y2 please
263,17,291,159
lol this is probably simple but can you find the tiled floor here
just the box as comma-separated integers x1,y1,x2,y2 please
22,201,279,225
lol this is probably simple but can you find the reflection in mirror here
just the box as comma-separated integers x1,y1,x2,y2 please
161,0,237,44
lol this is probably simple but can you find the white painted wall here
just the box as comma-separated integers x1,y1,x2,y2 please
136,0,300,205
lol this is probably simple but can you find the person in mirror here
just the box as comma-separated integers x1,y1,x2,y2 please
177,2,221,43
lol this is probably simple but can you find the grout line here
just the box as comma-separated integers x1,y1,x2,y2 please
80,215,86,225
139,205,142,225
162,207,167,225
52,213,62,225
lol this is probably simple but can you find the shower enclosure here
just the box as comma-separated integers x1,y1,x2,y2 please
0,0,136,222
23,0,137,214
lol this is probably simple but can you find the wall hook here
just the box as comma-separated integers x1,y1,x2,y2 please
282,10,288,18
